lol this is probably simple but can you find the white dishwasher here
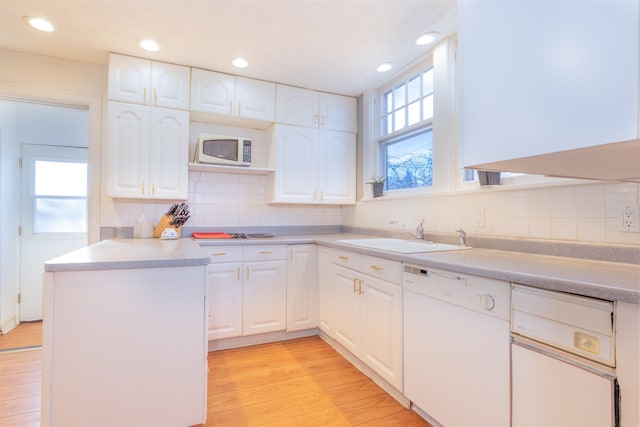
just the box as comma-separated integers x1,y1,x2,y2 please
511,284,618,427
403,265,511,427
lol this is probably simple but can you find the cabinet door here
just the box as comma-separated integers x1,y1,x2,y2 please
243,260,287,336
108,54,150,104
151,62,191,110
286,244,318,332
207,262,243,340
317,130,356,204
269,124,318,203
190,68,235,115
235,77,276,122
361,274,402,390
317,247,334,337
106,101,149,198
332,264,360,355
319,93,357,133
148,108,189,199
460,0,639,167
275,84,319,128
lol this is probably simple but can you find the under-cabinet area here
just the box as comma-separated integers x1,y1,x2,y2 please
202,239,639,427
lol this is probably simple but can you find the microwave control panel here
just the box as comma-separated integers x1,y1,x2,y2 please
243,140,251,163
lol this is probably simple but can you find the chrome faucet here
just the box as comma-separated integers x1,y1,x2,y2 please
456,228,467,247
416,219,425,240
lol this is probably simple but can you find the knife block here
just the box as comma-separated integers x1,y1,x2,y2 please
153,214,183,238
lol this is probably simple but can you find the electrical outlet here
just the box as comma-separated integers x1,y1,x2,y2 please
474,208,486,227
620,206,640,232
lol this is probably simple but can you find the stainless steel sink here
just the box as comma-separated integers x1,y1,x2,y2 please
337,238,470,254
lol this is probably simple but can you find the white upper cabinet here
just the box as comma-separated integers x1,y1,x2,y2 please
459,0,639,180
276,85,357,133
106,102,189,199
267,124,356,205
108,53,190,110
190,68,276,122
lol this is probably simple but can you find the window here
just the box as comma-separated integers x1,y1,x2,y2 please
33,160,88,233
379,67,434,191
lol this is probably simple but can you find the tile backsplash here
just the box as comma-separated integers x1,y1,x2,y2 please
100,176,640,246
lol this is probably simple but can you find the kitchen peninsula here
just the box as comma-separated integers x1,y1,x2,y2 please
41,238,210,427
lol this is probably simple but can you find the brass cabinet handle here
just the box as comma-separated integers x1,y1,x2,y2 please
229,101,233,114
290,249,293,261
353,278,358,293
211,252,227,256
246,267,250,280
260,251,273,255
141,182,145,194
338,255,349,261
238,102,242,114
359,279,364,295
237,266,240,280
370,265,384,271
154,88,157,104
143,87,147,103
152,183,155,195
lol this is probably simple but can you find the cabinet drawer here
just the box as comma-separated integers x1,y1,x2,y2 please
207,246,243,263
243,245,286,261
360,254,402,284
328,248,360,268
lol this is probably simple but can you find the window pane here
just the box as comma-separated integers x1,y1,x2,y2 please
385,129,433,190
394,107,406,131
407,101,421,126
382,113,392,135
394,85,405,108
34,197,87,233
408,76,421,103
35,160,87,197
423,94,434,120
423,68,434,95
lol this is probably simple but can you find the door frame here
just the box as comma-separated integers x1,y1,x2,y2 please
0,83,102,332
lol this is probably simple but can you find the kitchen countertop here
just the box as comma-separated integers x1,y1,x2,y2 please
44,238,210,272
197,232,640,304
45,233,639,304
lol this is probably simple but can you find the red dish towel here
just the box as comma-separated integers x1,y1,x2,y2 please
191,232,234,239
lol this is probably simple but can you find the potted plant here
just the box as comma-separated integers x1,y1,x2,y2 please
367,175,386,198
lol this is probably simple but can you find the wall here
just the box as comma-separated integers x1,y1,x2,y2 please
342,181,640,246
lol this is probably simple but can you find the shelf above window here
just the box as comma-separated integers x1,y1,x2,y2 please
188,163,274,175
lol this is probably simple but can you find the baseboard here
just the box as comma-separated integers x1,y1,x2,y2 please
317,330,410,409
208,328,319,352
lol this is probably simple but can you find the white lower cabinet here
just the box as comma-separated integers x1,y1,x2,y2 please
326,249,403,390
205,245,286,340
286,244,318,332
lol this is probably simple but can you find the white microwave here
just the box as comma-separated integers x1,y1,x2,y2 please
195,134,252,166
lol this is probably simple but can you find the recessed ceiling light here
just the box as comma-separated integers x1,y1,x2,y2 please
416,32,439,46
232,58,248,68
140,39,159,52
376,63,392,73
24,16,54,32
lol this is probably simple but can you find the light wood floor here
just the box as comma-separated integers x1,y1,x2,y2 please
0,322,43,351
1,336,430,427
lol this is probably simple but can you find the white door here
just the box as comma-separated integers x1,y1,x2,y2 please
286,244,318,332
149,107,189,199
317,130,356,204
20,144,88,320
332,264,360,355
270,124,317,204
207,262,243,340
235,77,276,121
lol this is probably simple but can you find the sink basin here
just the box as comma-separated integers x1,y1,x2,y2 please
337,238,470,254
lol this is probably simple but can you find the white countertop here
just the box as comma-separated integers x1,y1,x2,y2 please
44,238,210,272
45,233,639,303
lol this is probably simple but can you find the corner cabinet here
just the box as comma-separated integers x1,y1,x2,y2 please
190,68,276,123
267,124,356,205
106,101,189,199
459,0,640,180
275,84,357,133
108,53,191,110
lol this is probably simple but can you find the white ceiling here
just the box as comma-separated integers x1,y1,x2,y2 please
0,0,458,97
